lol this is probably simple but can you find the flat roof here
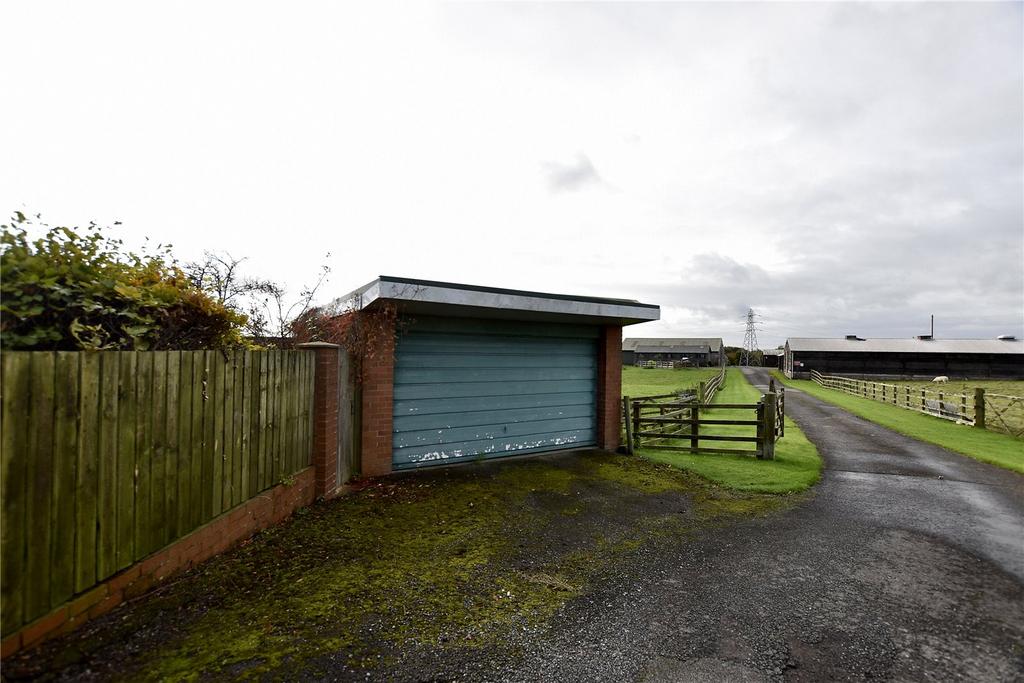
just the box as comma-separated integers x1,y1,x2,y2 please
333,275,660,326
787,337,1024,355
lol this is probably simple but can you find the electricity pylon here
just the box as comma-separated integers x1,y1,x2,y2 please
740,308,759,366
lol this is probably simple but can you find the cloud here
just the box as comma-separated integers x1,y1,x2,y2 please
542,154,603,193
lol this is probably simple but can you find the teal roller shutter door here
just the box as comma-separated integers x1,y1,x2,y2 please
392,317,598,470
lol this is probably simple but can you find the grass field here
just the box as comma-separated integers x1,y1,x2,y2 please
772,370,1024,474
621,365,721,398
895,379,1024,437
895,378,1024,397
628,368,822,494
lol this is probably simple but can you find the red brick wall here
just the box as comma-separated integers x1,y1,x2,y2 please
1,468,316,659
359,320,396,477
596,325,623,450
302,343,341,497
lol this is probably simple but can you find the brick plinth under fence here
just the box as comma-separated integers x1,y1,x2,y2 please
1,468,315,659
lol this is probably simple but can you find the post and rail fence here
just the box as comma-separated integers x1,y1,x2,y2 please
808,370,1024,438
622,367,782,459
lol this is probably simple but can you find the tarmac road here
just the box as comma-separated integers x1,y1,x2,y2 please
465,367,1024,681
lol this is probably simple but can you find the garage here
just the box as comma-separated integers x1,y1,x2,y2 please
392,317,599,469
335,276,660,476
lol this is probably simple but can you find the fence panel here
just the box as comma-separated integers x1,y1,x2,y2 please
0,349,315,637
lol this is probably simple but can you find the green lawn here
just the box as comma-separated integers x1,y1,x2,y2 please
771,371,1024,475
621,366,721,399
633,368,823,494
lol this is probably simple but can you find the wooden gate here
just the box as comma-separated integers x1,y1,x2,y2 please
623,383,783,460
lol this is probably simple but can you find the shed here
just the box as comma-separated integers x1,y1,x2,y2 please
784,336,1024,379
335,276,660,475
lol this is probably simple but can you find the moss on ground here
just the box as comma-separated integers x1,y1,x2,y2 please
22,452,792,682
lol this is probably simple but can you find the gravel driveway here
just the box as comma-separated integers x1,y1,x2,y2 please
462,367,1024,681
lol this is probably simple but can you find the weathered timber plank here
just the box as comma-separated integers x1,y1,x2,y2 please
232,351,245,507
239,351,253,502
134,352,153,561
26,352,55,619
1,352,30,634
289,352,301,474
638,417,760,425
268,350,280,484
258,352,270,491
96,354,119,580
75,353,100,593
165,351,181,545
116,352,137,570
51,352,80,608
636,432,761,443
640,445,761,456
217,352,231,511
209,351,223,516
248,352,262,497
148,352,168,554
190,351,206,530
177,351,194,536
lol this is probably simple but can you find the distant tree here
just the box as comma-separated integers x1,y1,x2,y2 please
723,346,742,366
184,251,331,347
0,212,247,350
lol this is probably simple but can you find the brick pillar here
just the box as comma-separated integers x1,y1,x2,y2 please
596,325,623,450
360,321,396,477
297,342,341,498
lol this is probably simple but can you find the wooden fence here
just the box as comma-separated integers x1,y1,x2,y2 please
983,392,1024,438
1,349,315,636
623,369,781,459
808,370,1024,438
809,370,975,423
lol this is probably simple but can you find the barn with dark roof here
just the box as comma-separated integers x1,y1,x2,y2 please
621,337,725,367
783,335,1024,379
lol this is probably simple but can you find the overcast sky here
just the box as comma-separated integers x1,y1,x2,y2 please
2,1,1021,347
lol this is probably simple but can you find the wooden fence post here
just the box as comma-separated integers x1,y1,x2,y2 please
632,401,642,451
755,401,766,459
974,388,986,429
779,387,785,438
763,392,777,460
698,381,706,404
689,404,699,451
622,397,634,453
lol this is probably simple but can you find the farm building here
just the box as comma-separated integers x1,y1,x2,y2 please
760,348,784,368
336,276,659,474
621,337,725,367
783,336,1024,379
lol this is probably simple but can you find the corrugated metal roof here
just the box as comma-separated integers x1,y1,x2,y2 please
635,344,710,355
623,337,723,352
787,338,1024,355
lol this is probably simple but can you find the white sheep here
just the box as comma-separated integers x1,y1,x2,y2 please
932,376,949,383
